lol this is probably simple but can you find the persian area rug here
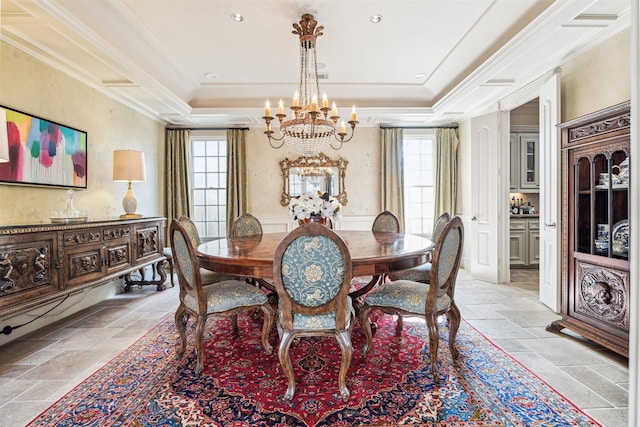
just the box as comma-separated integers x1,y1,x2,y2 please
28,312,600,427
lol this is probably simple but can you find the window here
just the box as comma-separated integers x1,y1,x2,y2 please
191,133,227,240
403,131,434,236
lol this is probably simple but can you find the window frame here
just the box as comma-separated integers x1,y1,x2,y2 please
190,130,227,242
402,129,435,238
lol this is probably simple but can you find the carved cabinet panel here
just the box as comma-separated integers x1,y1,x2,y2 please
0,232,59,309
0,217,165,316
133,223,162,263
549,102,630,357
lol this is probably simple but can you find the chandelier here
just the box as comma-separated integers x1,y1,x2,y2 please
263,14,357,157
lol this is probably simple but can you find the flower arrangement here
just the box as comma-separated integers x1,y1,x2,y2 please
289,191,342,222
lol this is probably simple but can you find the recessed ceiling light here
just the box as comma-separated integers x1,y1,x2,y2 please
231,13,244,22
203,72,217,79
413,73,426,81
370,14,382,24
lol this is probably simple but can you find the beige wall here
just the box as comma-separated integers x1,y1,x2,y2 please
0,42,165,345
560,29,631,121
245,126,382,219
0,42,164,226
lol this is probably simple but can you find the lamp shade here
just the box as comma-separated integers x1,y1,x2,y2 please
0,108,9,163
113,150,146,182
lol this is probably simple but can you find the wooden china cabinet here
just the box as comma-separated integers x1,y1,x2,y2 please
547,101,630,357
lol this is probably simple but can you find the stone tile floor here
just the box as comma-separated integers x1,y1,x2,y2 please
0,269,629,426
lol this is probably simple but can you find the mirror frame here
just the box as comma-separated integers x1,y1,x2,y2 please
280,152,349,206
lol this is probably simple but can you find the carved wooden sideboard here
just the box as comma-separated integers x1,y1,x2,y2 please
547,102,630,356
0,217,166,318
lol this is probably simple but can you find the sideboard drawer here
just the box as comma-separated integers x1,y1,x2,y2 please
63,228,102,247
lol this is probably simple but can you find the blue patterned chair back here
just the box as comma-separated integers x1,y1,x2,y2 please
170,219,205,314
231,213,263,237
372,211,400,232
432,212,451,243
274,223,352,330
178,215,202,248
430,216,464,305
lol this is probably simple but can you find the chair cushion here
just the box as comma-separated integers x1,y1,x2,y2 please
387,263,431,282
279,297,354,330
364,280,451,314
163,247,173,260
200,268,236,285
183,280,268,313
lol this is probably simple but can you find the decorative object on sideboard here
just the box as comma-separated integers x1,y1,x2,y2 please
51,189,90,223
0,108,9,163
113,150,146,219
262,14,358,157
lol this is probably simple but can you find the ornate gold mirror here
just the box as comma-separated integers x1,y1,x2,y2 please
280,153,348,206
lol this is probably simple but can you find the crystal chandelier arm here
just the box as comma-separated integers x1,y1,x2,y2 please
330,119,358,149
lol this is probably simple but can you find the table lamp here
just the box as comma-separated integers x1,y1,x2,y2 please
0,108,9,163
113,150,146,219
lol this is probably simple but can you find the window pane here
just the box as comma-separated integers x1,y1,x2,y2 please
192,140,205,156
193,189,205,205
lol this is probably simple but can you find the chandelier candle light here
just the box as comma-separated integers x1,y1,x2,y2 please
263,14,358,157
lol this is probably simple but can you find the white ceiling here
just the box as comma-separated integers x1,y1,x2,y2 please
0,0,631,128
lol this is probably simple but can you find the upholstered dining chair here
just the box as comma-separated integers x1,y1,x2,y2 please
176,215,235,285
231,213,263,238
170,219,274,377
387,212,451,284
371,210,401,232
359,216,464,380
273,222,354,401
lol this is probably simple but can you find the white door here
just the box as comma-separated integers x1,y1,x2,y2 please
469,111,507,283
538,73,561,311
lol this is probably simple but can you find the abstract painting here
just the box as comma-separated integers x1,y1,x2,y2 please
0,105,87,188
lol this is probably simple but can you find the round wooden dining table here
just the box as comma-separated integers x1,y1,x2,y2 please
197,230,433,298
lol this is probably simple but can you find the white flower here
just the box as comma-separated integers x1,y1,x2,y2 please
288,191,341,221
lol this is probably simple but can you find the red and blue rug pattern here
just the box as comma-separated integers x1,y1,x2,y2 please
28,312,600,426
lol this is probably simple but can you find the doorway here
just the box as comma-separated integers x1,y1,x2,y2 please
508,99,541,280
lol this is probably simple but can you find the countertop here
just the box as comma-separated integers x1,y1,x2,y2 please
510,214,539,219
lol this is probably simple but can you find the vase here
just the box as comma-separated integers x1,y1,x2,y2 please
298,216,327,226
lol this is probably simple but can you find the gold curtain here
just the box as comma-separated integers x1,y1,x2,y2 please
226,128,248,237
433,128,459,219
380,127,405,232
165,129,192,242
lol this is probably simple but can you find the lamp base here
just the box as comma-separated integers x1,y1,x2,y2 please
120,213,143,219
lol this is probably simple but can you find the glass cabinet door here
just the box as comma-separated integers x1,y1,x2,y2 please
519,134,539,189
575,150,629,260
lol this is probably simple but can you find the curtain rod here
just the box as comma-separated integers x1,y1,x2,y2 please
380,125,458,130
166,127,249,131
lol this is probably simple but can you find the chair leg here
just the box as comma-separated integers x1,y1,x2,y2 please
194,314,207,377
230,314,238,335
335,329,353,401
359,304,374,355
168,258,175,287
425,313,440,381
447,302,461,360
278,330,296,401
395,314,404,334
174,304,189,358
260,303,274,354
